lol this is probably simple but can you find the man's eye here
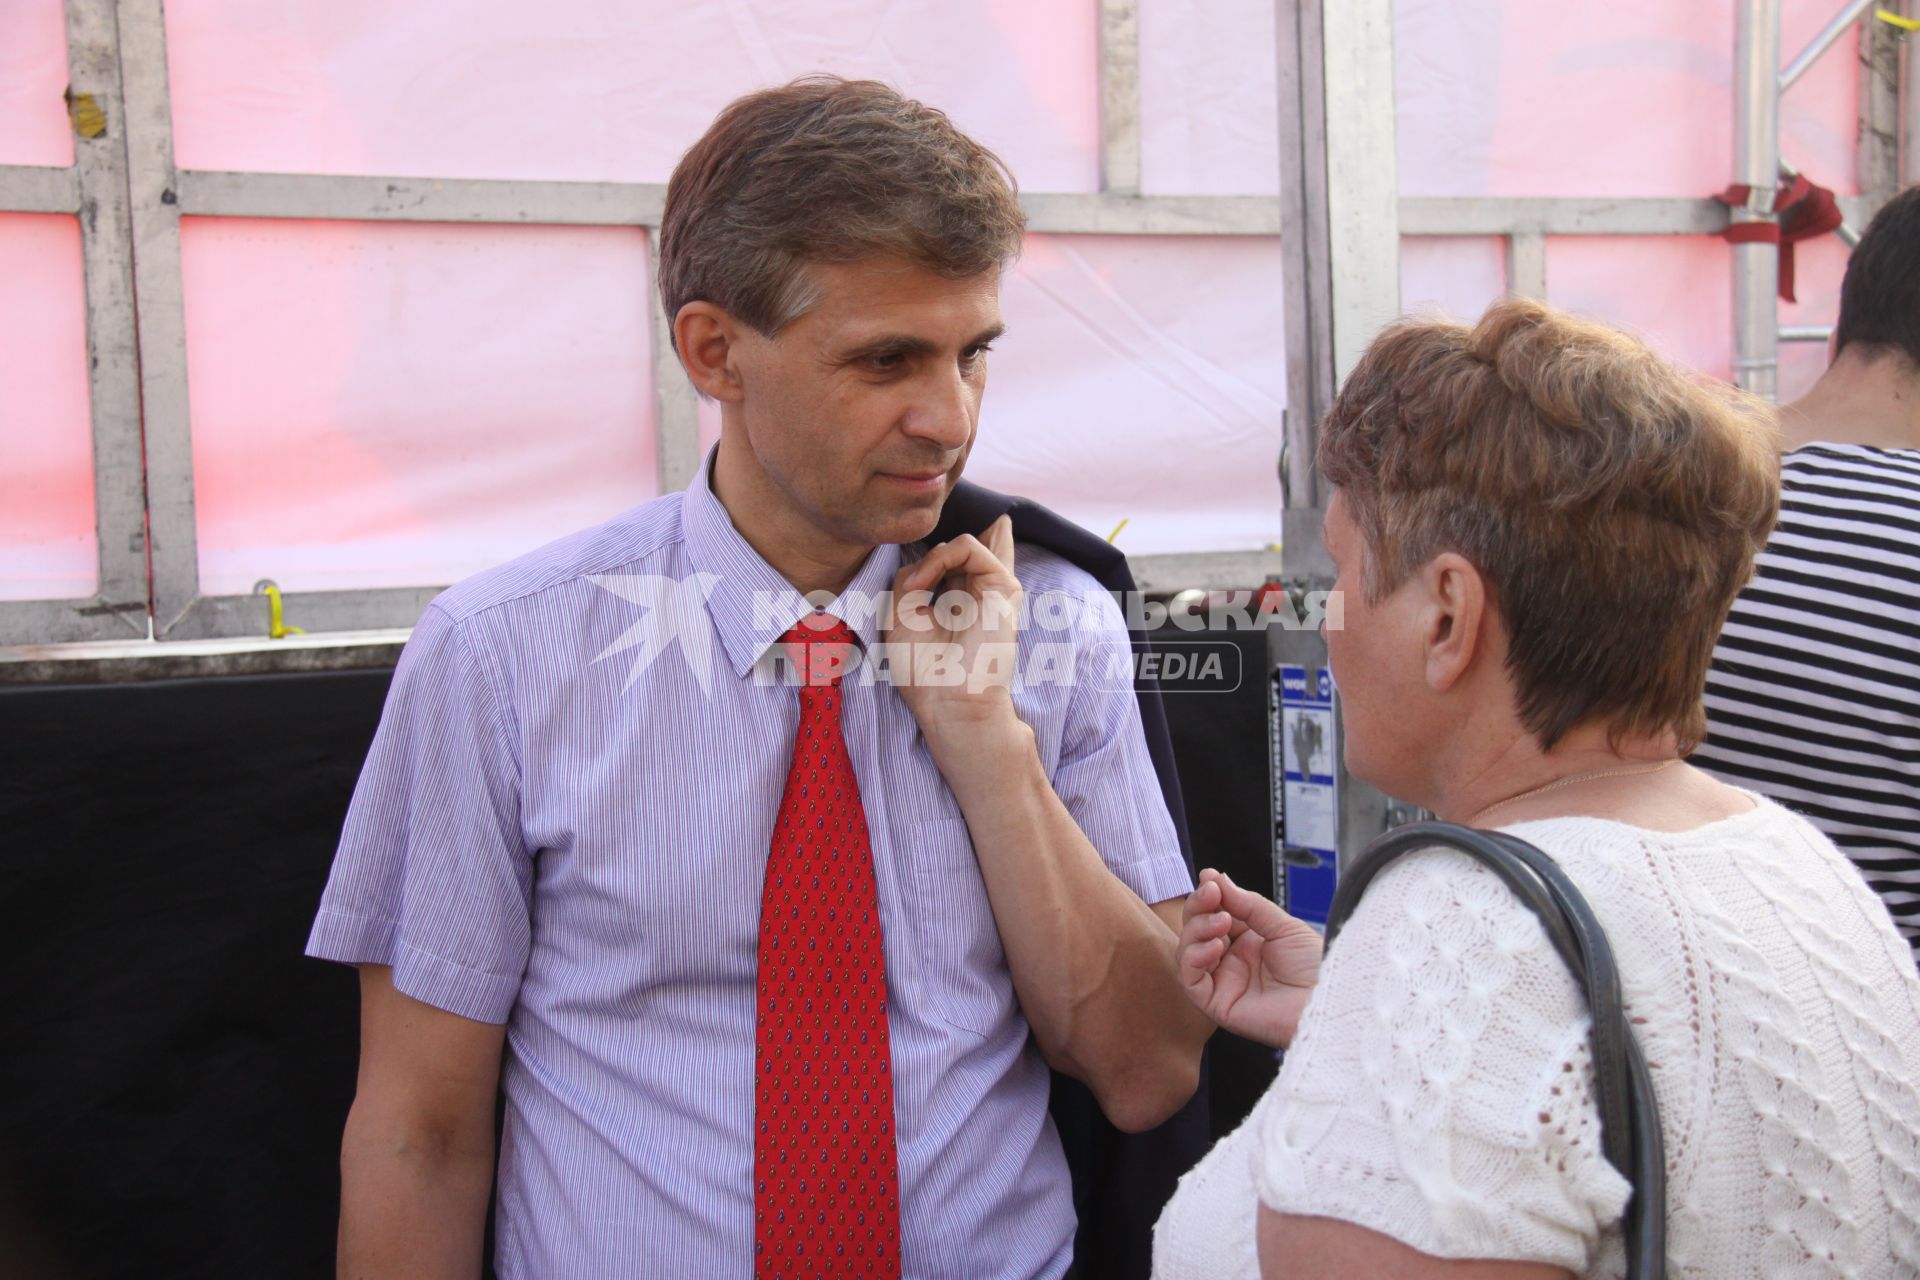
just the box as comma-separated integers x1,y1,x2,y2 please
961,344,993,367
864,353,906,372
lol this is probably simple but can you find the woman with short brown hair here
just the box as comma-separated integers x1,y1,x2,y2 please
1153,298,1920,1279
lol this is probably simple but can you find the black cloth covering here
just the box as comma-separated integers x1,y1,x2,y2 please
0,671,386,1279
929,480,1209,1280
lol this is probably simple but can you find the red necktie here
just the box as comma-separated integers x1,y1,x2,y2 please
755,614,901,1278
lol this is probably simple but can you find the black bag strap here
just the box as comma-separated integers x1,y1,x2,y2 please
1325,821,1667,1280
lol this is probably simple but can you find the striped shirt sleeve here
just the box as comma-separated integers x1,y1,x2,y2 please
1695,444,1920,961
306,602,534,1022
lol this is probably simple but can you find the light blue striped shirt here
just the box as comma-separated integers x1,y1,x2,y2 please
308,458,1191,1278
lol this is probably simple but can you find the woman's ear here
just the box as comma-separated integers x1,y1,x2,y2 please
674,301,746,403
1421,551,1486,693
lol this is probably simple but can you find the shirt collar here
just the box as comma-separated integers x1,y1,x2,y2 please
681,449,904,678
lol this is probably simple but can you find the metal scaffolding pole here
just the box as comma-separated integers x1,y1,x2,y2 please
1780,0,1876,90
1908,1,1920,184
1734,0,1782,398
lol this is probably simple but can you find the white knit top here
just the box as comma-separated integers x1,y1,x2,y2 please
1152,797,1920,1278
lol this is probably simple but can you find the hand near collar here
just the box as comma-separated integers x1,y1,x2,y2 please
883,513,1024,740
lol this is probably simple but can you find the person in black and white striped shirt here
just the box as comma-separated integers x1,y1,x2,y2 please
1695,185,1920,963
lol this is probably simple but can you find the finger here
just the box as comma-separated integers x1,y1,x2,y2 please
883,564,937,639
1179,909,1232,948
926,533,1020,599
897,541,966,594
1215,871,1302,939
1177,935,1227,986
1181,876,1222,922
984,513,1016,578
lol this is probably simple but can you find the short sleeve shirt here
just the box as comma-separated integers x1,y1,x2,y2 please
307,459,1191,1279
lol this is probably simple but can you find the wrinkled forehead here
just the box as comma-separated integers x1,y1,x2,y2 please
788,257,1005,346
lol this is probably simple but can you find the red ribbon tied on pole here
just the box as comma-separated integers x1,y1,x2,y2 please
1715,172,1844,304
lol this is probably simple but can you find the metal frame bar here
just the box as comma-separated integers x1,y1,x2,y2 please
1402,195,1743,235
0,0,150,646
1733,0,1782,398
1275,0,1333,530
1131,550,1283,594
116,0,203,638
1320,0,1401,386
1504,231,1548,299
1859,4,1904,212
173,170,668,225
646,232,703,496
1781,0,1877,91
1274,0,1399,582
174,171,1288,237
1099,0,1143,195
0,628,410,685
1908,0,1920,183
1274,0,1400,585
162,585,442,643
0,163,81,212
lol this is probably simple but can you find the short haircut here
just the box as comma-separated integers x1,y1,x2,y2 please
658,76,1026,348
1834,183,1920,369
1318,298,1780,752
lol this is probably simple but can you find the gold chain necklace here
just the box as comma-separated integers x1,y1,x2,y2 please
1469,758,1681,825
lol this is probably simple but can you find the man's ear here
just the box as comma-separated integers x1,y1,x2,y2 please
674,301,746,403
1421,551,1486,693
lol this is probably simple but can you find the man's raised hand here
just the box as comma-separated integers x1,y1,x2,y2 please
883,514,1023,729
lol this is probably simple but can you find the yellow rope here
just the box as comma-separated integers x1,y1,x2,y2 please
260,582,306,639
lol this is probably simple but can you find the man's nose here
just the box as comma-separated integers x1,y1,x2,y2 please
899,366,975,449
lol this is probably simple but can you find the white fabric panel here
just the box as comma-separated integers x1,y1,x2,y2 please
1390,0,1857,394
1400,237,1507,324
1545,231,1845,401
1546,236,1731,386
0,0,72,168
0,214,95,601
0,2,1879,605
678,235,1288,559
968,234,1286,557
178,218,657,594
1139,0,1281,197
161,0,1100,193
1396,231,1841,402
1397,0,1861,197
1136,0,1857,402
1139,0,1862,199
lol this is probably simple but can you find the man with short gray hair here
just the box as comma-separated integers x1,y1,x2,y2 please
309,76,1212,1279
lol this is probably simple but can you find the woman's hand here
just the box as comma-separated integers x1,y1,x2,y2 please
1178,869,1324,1049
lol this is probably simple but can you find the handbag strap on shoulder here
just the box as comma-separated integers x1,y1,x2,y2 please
1324,821,1667,1279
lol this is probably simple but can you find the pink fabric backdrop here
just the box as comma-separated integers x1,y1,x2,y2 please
0,0,72,168
178,218,657,594
0,214,94,601
0,0,1879,603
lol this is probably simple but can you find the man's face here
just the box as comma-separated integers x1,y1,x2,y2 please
728,257,1004,549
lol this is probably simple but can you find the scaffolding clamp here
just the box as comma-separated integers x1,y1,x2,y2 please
1715,173,1843,302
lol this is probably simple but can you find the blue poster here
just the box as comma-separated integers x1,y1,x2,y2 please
1276,664,1339,926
